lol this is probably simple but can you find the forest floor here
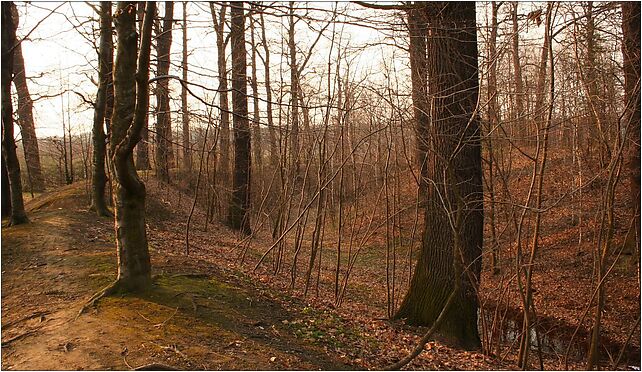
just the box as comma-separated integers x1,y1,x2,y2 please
1,174,639,370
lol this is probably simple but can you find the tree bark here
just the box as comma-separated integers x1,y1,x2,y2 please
228,1,251,234
181,1,190,171
110,1,155,291
511,2,525,138
249,7,262,171
259,9,278,170
9,4,44,193
288,3,300,180
155,2,174,183
210,3,231,192
90,1,113,217
622,1,641,263
394,2,483,350
135,1,151,170
1,152,11,217
2,1,28,226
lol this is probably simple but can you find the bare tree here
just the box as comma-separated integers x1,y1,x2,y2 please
228,1,251,234
2,1,28,226
89,1,113,217
10,3,44,193
155,1,174,182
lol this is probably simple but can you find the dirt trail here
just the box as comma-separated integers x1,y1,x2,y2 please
1,184,351,370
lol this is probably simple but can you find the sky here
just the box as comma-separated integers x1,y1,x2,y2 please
14,1,399,139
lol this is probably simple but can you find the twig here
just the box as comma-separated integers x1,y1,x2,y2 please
134,363,177,370
155,307,179,329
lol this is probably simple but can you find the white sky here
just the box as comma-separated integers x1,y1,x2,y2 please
13,2,621,140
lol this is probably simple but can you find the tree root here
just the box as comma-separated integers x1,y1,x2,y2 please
76,280,122,319
1,329,38,347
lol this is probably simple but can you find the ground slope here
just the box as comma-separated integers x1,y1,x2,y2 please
1,183,351,370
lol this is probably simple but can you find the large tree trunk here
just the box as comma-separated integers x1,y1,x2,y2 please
90,1,113,217
10,4,44,193
181,1,190,171
2,1,28,226
394,3,483,350
110,1,155,291
228,1,251,234
155,2,174,183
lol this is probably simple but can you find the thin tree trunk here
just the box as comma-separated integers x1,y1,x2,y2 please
90,1,113,217
228,1,251,234
259,9,277,170
511,1,525,129
249,7,262,171
2,2,28,226
181,1,190,171
288,3,300,181
155,2,174,183
210,2,231,200
10,4,44,193
622,1,641,260
135,1,150,170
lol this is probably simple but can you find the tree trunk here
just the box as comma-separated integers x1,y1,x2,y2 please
90,1,113,217
288,3,300,180
228,1,251,234
181,1,190,171
2,2,28,226
622,1,641,267
511,2,525,138
210,3,231,198
394,3,483,350
155,2,174,183
135,1,150,170
249,7,262,171
259,9,278,170
2,150,12,218
110,1,155,291
9,4,44,193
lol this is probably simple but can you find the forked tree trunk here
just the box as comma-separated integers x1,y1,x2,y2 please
110,1,155,291
2,2,28,226
394,3,483,350
90,1,113,217
155,2,174,183
228,1,251,234
10,4,44,193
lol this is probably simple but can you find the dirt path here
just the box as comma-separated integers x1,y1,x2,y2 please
1,184,352,370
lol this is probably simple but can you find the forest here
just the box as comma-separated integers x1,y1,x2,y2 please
1,1,640,370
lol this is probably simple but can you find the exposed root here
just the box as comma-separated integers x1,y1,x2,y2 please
76,280,122,319
1,329,39,347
